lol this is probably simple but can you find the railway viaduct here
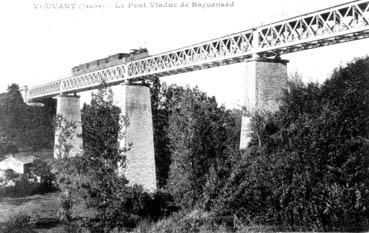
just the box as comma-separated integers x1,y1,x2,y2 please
20,0,369,192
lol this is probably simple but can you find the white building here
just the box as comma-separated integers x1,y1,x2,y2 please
0,153,35,174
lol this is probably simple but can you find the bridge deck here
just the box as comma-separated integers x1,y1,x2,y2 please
27,0,369,101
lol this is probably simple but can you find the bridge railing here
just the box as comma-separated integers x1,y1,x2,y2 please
27,0,369,101
59,63,127,93
256,0,369,55
28,80,61,100
126,0,369,77
126,29,255,78
28,64,128,100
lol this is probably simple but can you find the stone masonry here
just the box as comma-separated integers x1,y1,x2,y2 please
54,95,83,159
52,52,287,189
240,58,288,149
116,83,157,192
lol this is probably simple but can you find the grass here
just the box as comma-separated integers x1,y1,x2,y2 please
0,191,103,233
0,192,91,233
0,192,59,224
1,193,365,232
124,209,273,233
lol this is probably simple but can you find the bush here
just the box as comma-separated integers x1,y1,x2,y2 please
130,210,235,233
1,214,37,233
56,155,177,231
87,186,177,231
0,174,56,198
0,84,55,154
54,87,178,232
150,84,241,209
214,57,369,231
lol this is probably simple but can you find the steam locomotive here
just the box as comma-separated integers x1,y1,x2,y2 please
71,48,149,76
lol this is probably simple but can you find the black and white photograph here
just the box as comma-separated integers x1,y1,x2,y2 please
0,0,369,232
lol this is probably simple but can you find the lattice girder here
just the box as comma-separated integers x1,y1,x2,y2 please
27,0,369,101
256,0,369,54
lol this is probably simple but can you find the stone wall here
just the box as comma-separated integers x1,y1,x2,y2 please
240,58,288,149
254,58,288,112
116,84,157,192
243,58,288,113
54,95,83,159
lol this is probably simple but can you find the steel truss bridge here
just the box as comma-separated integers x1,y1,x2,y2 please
26,0,369,102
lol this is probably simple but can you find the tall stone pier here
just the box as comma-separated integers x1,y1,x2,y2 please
116,83,157,192
54,95,83,158
240,58,288,149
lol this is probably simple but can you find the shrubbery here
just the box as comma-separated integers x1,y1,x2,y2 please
0,214,37,233
212,57,369,231
54,87,177,232
0,167,56,198
151,82,241,210
48,57,369,231
0,178,53,198
0,84,55,155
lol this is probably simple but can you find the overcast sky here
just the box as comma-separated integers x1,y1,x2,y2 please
1,0,369,108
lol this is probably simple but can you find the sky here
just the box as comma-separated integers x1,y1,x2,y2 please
1,0,369,108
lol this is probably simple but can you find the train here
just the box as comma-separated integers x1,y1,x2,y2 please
71,48,149,76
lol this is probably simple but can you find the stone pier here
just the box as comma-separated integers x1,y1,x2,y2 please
116,83,157,192
54,95,83,159
240,58,288,149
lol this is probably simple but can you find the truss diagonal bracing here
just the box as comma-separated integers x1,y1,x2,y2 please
27,0,369,101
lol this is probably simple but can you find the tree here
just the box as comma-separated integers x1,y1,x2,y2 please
23,98,56,151
0,84,55,154
55,86,174,231
32,159,55,186
215,57,369,231
0,84,27,154
150,78,173,188
156,84,240,209
82,87,121,164
4,169,19,182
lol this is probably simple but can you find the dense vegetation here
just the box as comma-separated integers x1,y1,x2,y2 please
54,88,176,232
0,84,55,155
149,57,369,231
1,57,369,232
0,84,56,197
0,162,55,198
0,158,55,198
151,79,241,207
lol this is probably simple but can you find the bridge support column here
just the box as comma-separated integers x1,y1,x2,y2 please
54,95,83,159
240,58,288,149
117,83,157,192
